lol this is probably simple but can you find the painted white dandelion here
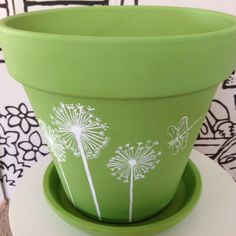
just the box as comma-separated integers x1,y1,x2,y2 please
39,120,65,162
168,116,202,156
50,103,109,221
39,119,76,206
50,103,109,159
107,141,161,223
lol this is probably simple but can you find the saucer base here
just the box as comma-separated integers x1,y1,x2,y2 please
43,160,202,236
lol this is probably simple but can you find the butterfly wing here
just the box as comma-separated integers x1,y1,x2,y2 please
178,116,189,149
168,125,180,155
168,125,178,140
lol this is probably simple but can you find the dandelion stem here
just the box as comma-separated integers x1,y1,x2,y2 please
57,160,76,207
129,166,134,223
76,135,102,221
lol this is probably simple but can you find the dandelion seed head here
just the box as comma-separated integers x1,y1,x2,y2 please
50,103,109,159
39,119,66,162
107,141,161,183
128,159,137,167
70,125,83,136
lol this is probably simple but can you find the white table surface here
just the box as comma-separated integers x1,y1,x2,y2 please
9,149,236,236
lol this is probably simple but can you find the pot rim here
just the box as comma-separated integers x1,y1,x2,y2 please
1,6,236,43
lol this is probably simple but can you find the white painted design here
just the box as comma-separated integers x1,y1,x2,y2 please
107,141,161,222
38,119,75,207
168,116,202,156
50,103,109,159
50,103,109,221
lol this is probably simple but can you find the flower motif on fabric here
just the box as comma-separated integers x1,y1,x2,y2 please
6,103,38,134
0,103,49,195
168,116,202,156
0,161,23,187
107,141,161,222
49,102,110,221
0,124,19,157
18,131,49,162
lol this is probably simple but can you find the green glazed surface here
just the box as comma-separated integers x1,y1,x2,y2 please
0,6,236,223
43,160,202,236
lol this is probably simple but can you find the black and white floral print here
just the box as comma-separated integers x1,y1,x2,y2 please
18,131,48,162
195,99,236,179
6,103,38,134
0,123,19,157
223,70,236,89
0,161,23,186
0,103,49,194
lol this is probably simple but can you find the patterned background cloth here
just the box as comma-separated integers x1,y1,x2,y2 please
0,0,236,198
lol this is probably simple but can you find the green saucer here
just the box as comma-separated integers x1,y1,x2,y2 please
43,160,202,236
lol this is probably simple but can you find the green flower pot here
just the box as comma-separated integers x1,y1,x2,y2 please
1,6,236,224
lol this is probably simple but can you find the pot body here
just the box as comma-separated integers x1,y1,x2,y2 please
24,85,214,223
